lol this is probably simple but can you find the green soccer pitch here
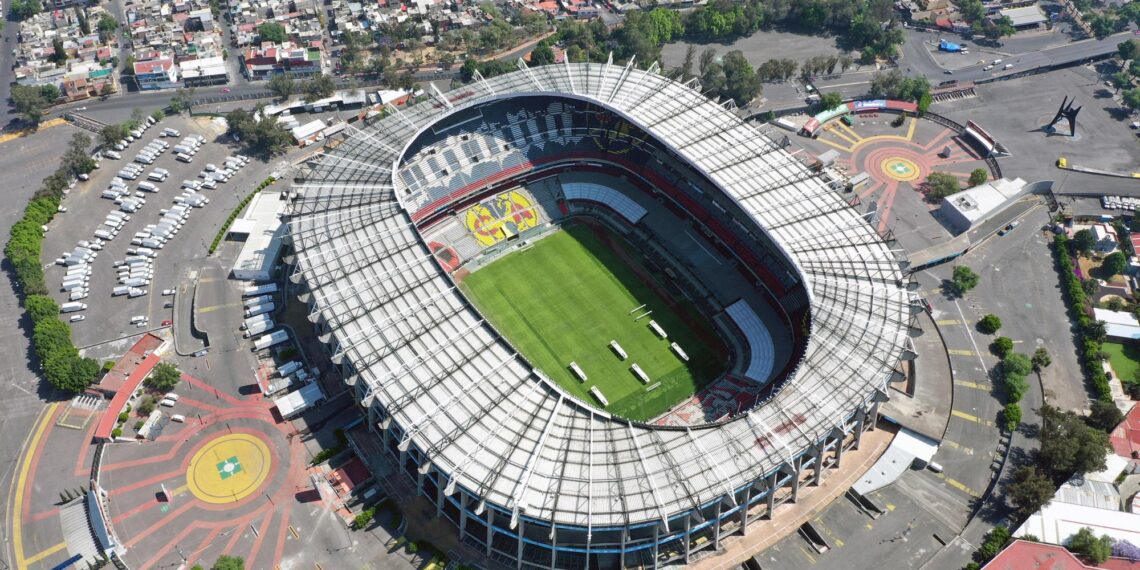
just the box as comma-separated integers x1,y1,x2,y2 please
459,223,728,421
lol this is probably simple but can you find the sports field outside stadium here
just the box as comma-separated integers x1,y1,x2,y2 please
459,223,728,421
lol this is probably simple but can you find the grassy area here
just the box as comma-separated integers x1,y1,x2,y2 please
459,223,727,421
1103,342,1140,383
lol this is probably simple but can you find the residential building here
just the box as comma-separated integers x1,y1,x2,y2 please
134,56,180,90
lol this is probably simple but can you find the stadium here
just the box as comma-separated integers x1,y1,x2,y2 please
287,61,916,568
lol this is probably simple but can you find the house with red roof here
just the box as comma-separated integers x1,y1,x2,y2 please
133,55,180,90
984,540,1140,570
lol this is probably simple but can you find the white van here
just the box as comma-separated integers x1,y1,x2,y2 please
170,414,186,422
138,181,159,192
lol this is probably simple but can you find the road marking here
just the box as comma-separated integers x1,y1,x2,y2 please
12,403,58,570
798,545,817,563
865,523,873,530
952,409,996,427
23,542,67,565
942,439,975,455
814,136,853,153
954,380,990,391
935,319,962,325
937,474,983,498
289,525,299,539
885,503,896,511
198,303,241,314
948,349,976,356
905,117,918,141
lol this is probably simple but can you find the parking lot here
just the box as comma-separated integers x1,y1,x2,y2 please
41,114,279,349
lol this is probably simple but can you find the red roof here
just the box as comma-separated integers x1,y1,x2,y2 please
134,58,173,74
1130,233,1140,254
984,540,1140,570
93,352,161,441
936,17,953,28
1110,404,1140,459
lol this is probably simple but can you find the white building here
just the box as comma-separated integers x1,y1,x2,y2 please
1093,308,1140,342
940,177,1028,234
230,192,288,281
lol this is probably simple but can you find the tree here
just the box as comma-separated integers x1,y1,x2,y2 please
1067,528,1113,564
75,7,90,35
1038,404,1111,478
1072,229,1096,256
211,556,245,570
1088,399,1124,431
720,50,760,105
950,265,980,296
1114,540,1140,562
353,508,375,529
24,295,59,322
1032,348,1052,371
145,362,181,391
1006,466,1054,517
1002,403,1022,432
51,37,67,66
1103,251,1127,277
257,22,287,43
9,0,42,20
530,40,555,66
818,91,843,111
97,13,118,43
1121,39,1140,62
977,525,1012,562
925,171,961,201
991,336,1014,358
968,168,988,187
170,87,195,114
100,123,129,146
1124,88,1140,112
267,73,296,100
10,84,49,124
302,74,336,102
1001,352,1032,378
1084,320,1107,343
1112,71,1133,90
136,394,157,415
978,314,1002,334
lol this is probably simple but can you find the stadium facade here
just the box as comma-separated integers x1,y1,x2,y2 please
287,60,918,568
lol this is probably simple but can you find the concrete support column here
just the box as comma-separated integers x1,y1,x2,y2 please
550,524,556,570
853,411,866,451
813,444,824,486
516,518,524,570
486,508,494,557
766,473,777,519
868,398,882,432
791,459,802,503
619,526,628,570
740,486,751,534
652,524,659,569
416,469,426,497
459,493,469,540
713,500,723,550
834,433,845,468
683,513,692,564
435,472,444,517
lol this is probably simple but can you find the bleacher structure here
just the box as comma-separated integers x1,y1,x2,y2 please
288,61,918,569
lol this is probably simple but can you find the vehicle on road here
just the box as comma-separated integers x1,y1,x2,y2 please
69,315,85,322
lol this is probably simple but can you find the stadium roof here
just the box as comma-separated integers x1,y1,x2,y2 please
288,61,914,528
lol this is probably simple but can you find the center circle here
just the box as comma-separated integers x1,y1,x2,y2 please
880,157,921,182
186,433,272,504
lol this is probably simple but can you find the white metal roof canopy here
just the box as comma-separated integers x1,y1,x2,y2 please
287,62,913,528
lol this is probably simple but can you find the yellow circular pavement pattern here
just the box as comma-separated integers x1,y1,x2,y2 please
186,433,271,504
880,157,922,182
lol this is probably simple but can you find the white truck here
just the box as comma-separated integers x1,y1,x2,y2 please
243,320,272,337
252,329,289,351
241,314,274,331
243,294,273,309
60,302,87,313
276,361,303,377
244,302,275,318
242,283,279,297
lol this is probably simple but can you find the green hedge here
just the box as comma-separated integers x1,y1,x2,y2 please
1053,234,1112,402
5,137,102,394
208,177,276,254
